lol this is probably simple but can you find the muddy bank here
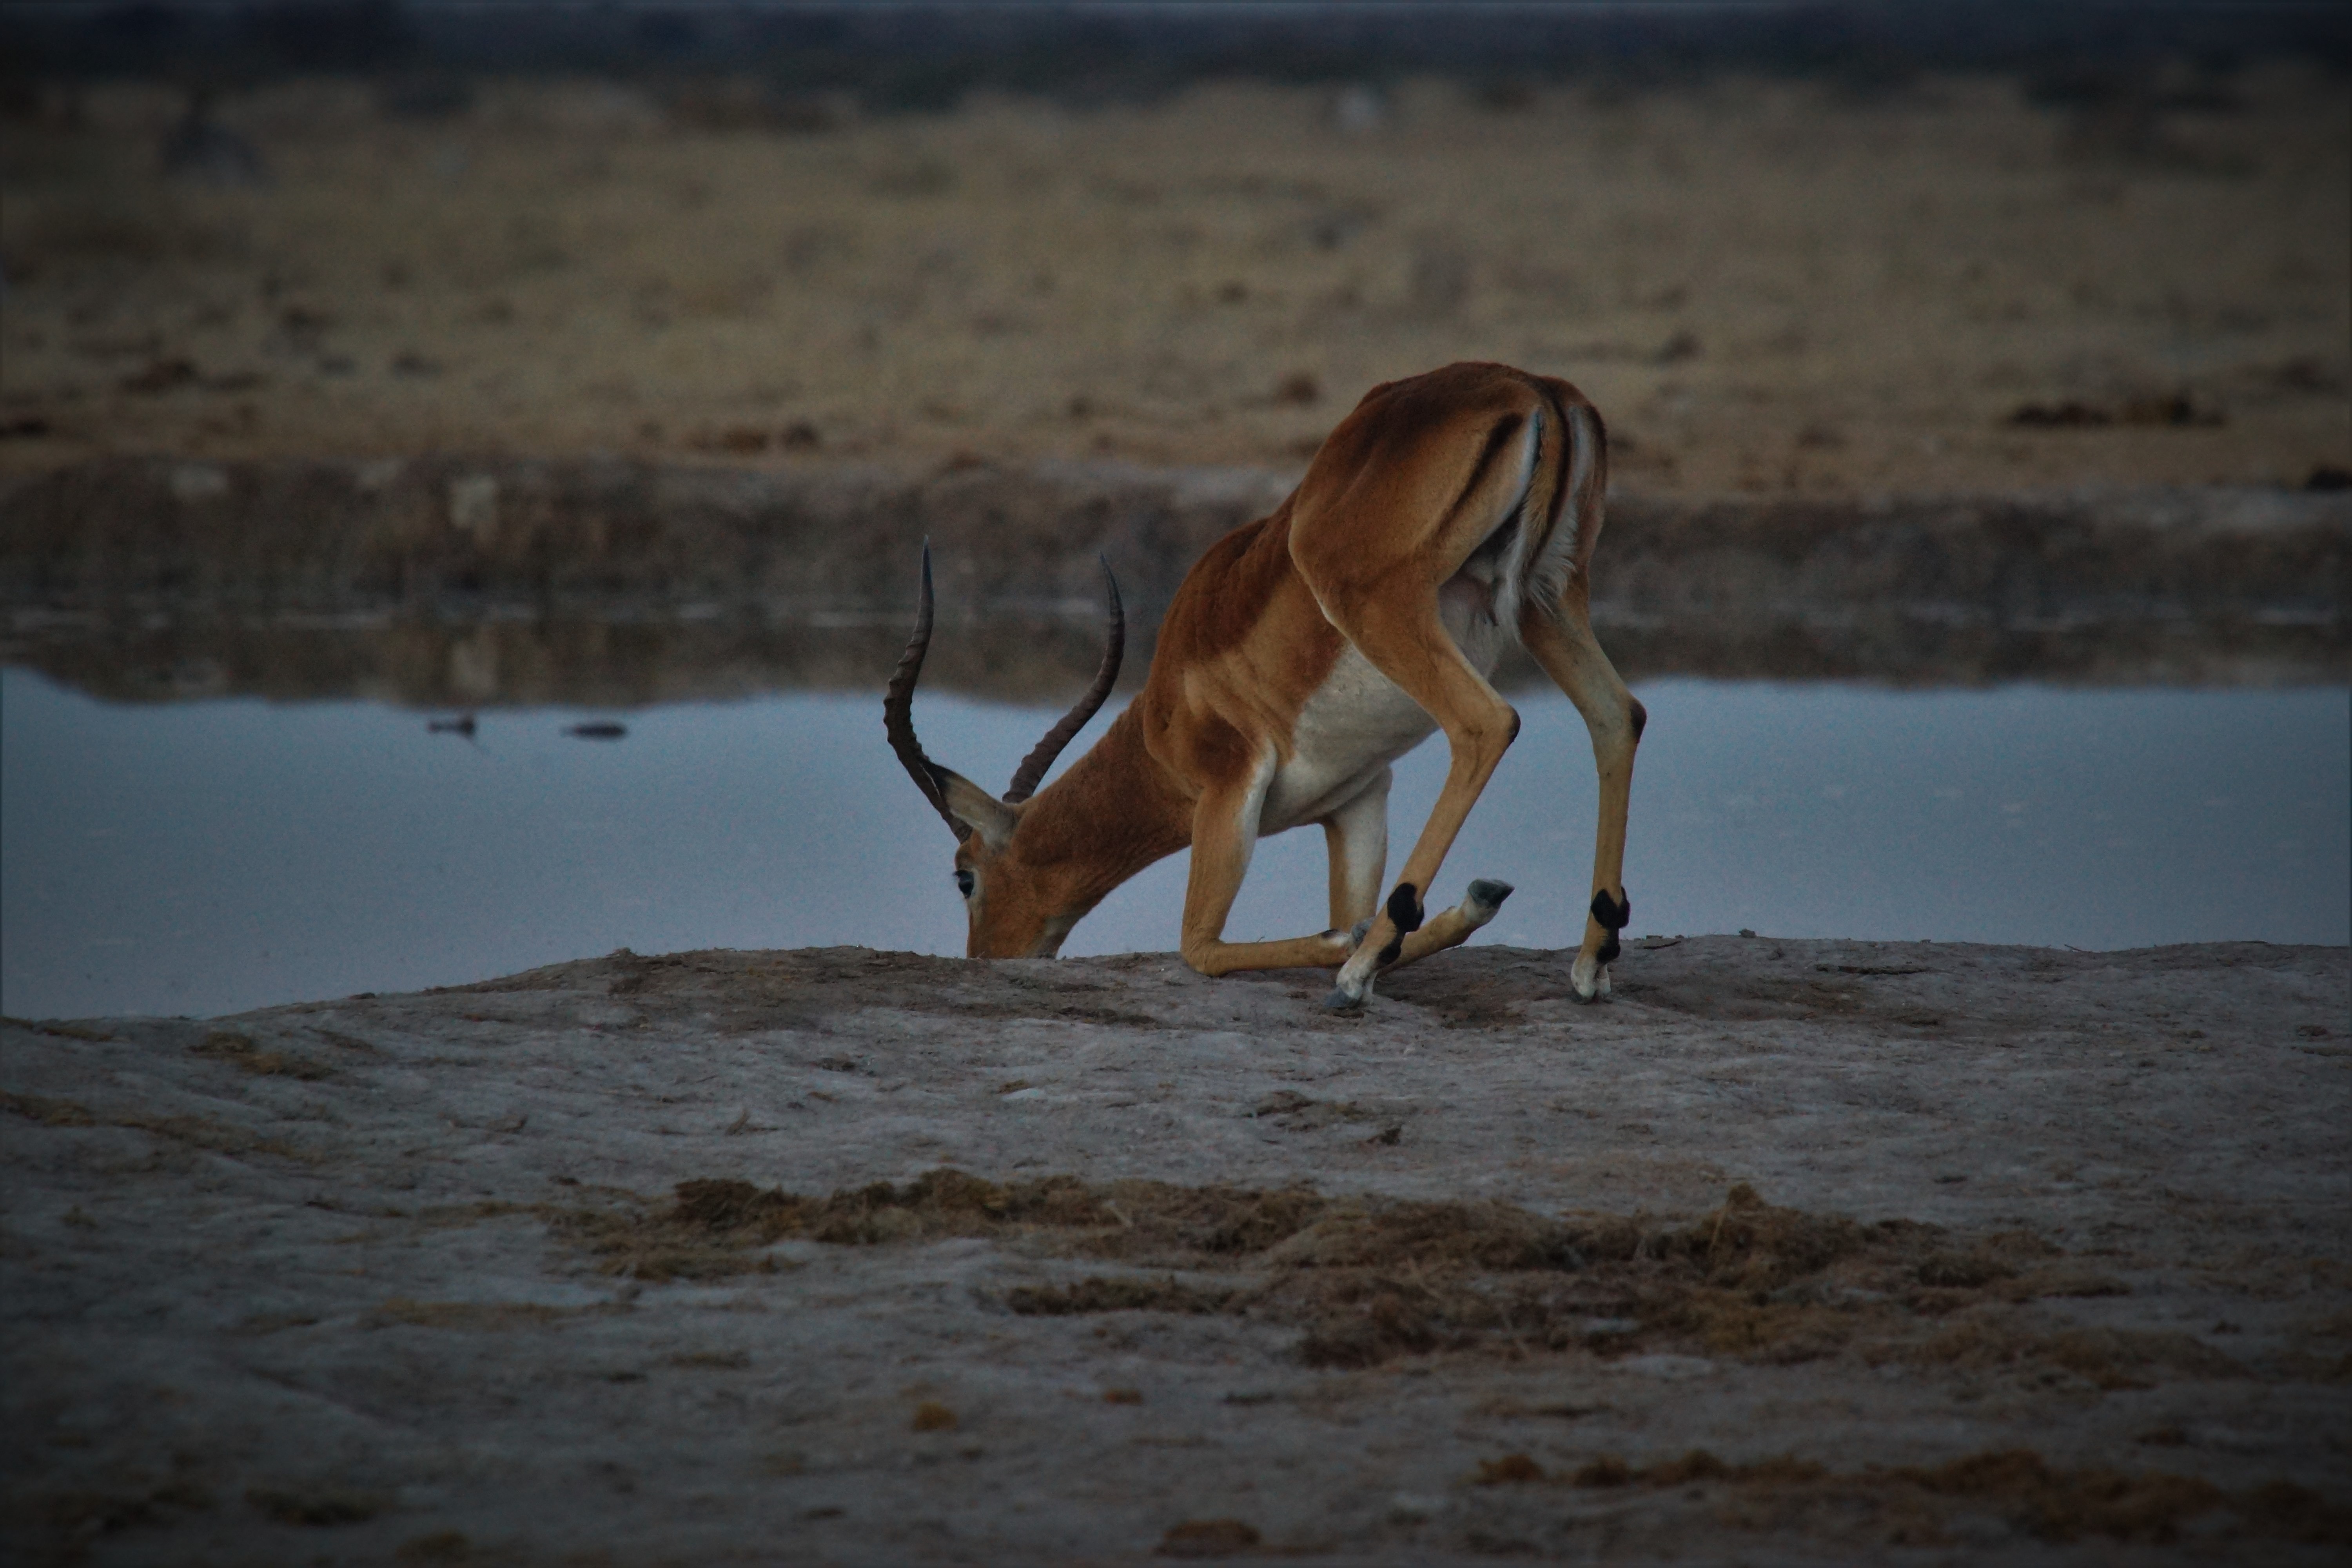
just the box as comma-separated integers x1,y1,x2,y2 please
2,457,2343,702
3,937,2346,1563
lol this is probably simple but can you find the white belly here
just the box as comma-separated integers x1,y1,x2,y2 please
1258,593,1511,834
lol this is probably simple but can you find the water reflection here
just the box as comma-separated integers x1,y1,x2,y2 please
2,668,2345,1020
4,609,2339,710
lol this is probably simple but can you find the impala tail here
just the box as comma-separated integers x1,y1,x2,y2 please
1517,392,1610,622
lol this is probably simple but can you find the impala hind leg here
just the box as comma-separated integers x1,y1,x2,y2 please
1316,606,1523,1009
1318,776,1508,986
1521,601,1642,1000
1385,878,1515,968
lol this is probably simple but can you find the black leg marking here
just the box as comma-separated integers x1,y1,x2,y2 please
1628,696,1648,742
1376,935,1405,968
1591,887,1630,965
1387,882,1425,934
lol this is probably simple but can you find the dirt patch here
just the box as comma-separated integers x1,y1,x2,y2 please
2,1088,98,1127
1897,1321,2245,1392
244,1485,389,1526
189,1029,334,1080
363,1298,579,1332
554,1171,2171,1381
2,1085,316,1161
1467,1444,2351,1547
1156,1517,1261,1558
1009,1276,1232,1316
1563,1445,2351,1547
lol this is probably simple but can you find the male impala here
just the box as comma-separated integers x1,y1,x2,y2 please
885,361,1643,1009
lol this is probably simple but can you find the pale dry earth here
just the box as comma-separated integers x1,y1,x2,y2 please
3,936,2348,1565
3,72,2346,491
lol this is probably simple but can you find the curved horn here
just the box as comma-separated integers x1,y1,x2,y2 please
882,543,969,840
1004,556,1124,804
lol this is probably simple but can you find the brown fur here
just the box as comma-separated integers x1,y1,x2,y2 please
926,362,1637,994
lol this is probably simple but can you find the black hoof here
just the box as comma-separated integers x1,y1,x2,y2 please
1466,879,1514,910
1322,986,1365,1013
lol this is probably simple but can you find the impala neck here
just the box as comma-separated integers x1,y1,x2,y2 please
1007,705,1191,914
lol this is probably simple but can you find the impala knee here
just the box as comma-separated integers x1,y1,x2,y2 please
1490,704,1523,761
1179,936,1230,976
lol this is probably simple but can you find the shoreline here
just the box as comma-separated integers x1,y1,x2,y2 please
4,459,2344,701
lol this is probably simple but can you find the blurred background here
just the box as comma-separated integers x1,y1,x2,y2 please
3,0,2347,485
1,2,2346,1014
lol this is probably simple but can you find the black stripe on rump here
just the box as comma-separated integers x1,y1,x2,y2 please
1538,386,1577,537
1441,411,1528,536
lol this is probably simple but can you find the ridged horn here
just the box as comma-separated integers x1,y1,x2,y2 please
1003,557,1124,804
882,543,968,840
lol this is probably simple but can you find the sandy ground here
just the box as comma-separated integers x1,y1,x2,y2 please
2,71,2346,492
4,936,2347,1564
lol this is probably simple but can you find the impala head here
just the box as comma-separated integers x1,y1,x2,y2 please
883,545,1124,958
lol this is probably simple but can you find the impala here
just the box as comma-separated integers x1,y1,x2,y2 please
884,361,1643,1009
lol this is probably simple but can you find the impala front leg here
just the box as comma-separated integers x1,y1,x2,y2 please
1320,769,1390,930
1180,753,1356,977
1321,614,1523,1010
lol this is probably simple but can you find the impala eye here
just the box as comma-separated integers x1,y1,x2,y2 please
955,869,976,898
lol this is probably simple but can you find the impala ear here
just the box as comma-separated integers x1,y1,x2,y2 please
936,768,1020,851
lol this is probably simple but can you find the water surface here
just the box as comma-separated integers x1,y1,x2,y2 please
3,669,2344,1019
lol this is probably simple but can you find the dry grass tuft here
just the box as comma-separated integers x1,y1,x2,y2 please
1476,1453,1546,1485
1892,1450,2225,1543
546,1170,2232,1387
2,1089,98,1126
190,1030,335,1080
1009,1277,1230,1316
1544,1446,2344,1546
1156,1517,1260,1557
2,1087,316,1160
366,1298,572,1331
1897,1321,2243,1390
244,1484,388,1525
